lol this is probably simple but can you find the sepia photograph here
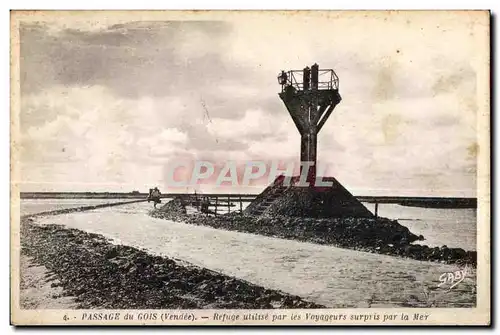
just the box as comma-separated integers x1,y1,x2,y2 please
10,10,490,325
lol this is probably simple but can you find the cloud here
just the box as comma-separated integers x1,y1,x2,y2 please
17,14,482,195
20,85,191,190
20,21,250,100
207,109,291,140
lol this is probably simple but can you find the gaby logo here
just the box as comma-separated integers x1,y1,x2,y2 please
165,160,334,187
438,266,470,290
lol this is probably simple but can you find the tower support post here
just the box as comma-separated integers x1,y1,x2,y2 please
278,64,341,185
300,132,317,181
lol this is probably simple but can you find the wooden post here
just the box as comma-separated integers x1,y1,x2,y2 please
214,196,218,216
375,202,379,219
228,196,230,214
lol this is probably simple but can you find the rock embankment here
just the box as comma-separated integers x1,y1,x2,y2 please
23,199,146,219
152,198,476,267
21,218,323,309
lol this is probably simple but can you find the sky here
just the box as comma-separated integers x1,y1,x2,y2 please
16,11,487,196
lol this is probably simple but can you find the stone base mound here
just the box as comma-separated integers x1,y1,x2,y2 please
244,175,373,218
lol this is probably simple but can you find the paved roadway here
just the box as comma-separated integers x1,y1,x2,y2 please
33,202,477,308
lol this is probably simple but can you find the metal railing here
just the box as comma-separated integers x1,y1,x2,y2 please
278,69,339,92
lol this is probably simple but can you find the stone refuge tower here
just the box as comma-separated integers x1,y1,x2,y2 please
244,64,373,218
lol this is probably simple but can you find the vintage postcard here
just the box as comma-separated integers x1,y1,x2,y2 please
10,10,490,326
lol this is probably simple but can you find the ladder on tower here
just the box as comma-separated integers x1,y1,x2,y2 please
251,186,286,216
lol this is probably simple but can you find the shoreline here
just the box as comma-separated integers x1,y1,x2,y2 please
152,198,476,267
20,254,77,309
22,199,147,219
16,201,477,310
20,216,323,309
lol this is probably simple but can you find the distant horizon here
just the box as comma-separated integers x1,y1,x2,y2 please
19,189,477,199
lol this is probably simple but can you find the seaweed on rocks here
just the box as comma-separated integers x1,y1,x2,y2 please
157,197,187,216
151,197,476,267
20,218,322,309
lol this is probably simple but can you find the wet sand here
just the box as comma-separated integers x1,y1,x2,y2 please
20,255,77,309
